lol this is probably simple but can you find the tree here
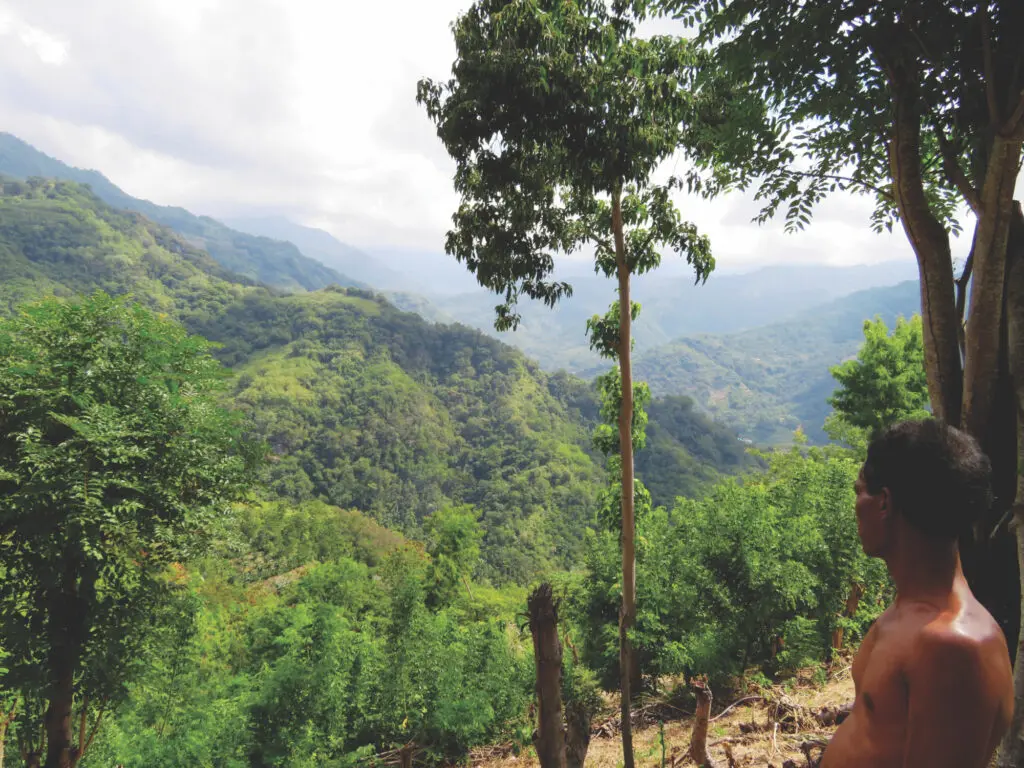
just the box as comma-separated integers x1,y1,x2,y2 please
825,315,930,448
423,505,483,606
418,3,716,763
659,3,1024,753
0,293,260,768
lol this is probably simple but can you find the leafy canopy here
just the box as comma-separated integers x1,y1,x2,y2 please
0,292,261,720
826,315,930,447
417,0,715,329
663,0,1024,233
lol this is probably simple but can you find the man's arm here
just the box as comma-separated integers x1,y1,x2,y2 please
902,630,998,768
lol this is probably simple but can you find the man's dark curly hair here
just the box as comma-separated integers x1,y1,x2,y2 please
863,419,992,540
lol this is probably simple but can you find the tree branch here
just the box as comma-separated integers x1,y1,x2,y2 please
79,698,108,762
584,227,613,253
933,122,982,214
1003,90,1024,139
956,244,975,361
783,169,893,202
980,3,1001,125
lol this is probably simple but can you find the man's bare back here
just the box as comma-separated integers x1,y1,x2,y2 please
822,577,1012,768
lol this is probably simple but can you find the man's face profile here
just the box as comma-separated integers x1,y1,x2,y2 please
854,467,888,558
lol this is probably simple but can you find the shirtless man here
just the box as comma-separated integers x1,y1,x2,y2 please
822,419,1014,768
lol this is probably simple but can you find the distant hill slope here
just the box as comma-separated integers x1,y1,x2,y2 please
0,133,359,292
419,261,920,372
616,281,922,445
222,215,404,291
0,177,753,578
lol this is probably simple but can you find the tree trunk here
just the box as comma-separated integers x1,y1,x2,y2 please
831,583,863,654
528,584,566,768
884,62,1021,645
962,136,1023,438
44,558,80,768
612,189,636,768
564,699,591,768
886,74,963,425
995,203,1024,767
0,706,13,768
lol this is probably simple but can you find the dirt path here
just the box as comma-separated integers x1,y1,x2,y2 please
474,668,855,768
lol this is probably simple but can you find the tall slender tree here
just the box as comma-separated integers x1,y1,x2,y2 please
417,2,723,762
657,3,1024,757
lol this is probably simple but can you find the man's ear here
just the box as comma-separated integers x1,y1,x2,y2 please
879,487,893,519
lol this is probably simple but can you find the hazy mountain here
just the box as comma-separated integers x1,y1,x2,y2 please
0,133,359,292
222,215,404,290
423,261,920,373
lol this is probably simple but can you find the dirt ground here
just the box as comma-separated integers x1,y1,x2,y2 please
473,665,856,768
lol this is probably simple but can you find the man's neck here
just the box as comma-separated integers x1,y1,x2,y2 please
886,536,963,607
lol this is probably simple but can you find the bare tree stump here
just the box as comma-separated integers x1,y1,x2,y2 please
565,697,591,768
528,584,567,768
688,676,718,767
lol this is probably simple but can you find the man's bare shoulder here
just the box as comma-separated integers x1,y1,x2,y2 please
906,599,1011,697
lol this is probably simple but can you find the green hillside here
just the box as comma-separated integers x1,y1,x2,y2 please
0,133,359,292
620,281,922,444
0,177,751,579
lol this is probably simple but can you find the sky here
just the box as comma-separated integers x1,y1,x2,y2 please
0,0,999,273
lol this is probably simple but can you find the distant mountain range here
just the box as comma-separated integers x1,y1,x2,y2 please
0,132,926,446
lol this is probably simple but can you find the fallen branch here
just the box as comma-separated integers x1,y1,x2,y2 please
711,696,763,722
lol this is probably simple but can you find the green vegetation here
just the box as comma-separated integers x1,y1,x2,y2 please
83,501,536,768
565,443,890,692
826,316,930,450
418,0,738,758
0,176,749,583
0,176,913,767
0,294,260,767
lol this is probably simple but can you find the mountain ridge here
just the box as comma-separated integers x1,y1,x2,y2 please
0,132,360,292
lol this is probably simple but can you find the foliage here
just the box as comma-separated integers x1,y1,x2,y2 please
661,0,1023,238
0,172,746,583
418,0,714,331
424,505,484,607
84,507,535,768
567,447,891,689
0,292,260,764
826,315,930,449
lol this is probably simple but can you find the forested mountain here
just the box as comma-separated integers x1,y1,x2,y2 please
0,177,752,580
619,281,922,444
0,133,359,292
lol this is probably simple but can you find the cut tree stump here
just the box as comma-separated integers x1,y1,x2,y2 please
688,676,719,767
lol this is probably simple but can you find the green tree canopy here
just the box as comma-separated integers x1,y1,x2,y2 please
826,315,930,448
0,292,261,768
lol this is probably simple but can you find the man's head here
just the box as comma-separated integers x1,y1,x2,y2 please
854,419,992,556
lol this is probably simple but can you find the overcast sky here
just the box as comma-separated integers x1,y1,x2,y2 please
0,0,1001,272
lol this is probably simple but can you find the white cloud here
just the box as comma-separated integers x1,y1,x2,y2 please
0,0,999,271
